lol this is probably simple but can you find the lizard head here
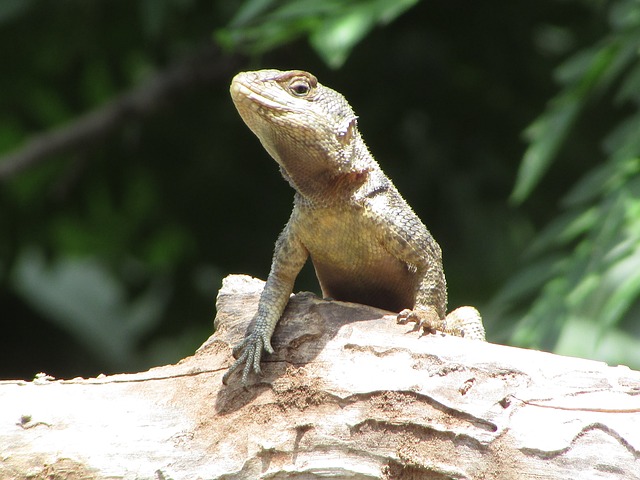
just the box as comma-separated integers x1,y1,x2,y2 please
230,69,373,198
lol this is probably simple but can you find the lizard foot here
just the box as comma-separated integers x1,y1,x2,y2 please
397,307,441,335
222,332,274,387
397,306,485,341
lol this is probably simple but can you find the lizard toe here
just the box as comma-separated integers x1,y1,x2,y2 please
223,333,267,386
396,308,417,325
397,307,441,335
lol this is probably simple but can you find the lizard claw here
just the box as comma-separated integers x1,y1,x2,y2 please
222,332,274,386
396,306,486,341
397,308,415,324
396,307,440,335
397,308,420,331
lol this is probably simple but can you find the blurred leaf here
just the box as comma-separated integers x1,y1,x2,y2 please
140,0,169,39
504,1,640,367
12,248,169,370
524,207,599,258
502,163,640,367
555,318,640,368
139,0,196,39
123,50,157,85
310,6,376,68
511,276,568,350
25,85,73,126
144,224,193,270
561,161,615,207
511,32,640,204
602,115,640,162
510,93,580,204
310,0,419,68
487,255,561,311
609,0,640,30
219,0,420,68
228,0,277,27
533,24,575,57
0,120,24,155
5,0,640,379
81,60,116,106
4,156,65,206
217,0,331,54
599,243,640,331
615,63,640,104
0,0,33,25
45,168,191,270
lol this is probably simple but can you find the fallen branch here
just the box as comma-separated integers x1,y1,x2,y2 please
1,274,638,479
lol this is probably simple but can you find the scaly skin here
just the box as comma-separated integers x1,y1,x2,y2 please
223,70,485,386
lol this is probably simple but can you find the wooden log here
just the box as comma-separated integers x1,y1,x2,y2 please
1,274,639,479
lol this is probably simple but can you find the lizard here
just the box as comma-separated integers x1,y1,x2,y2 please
223,69,485,386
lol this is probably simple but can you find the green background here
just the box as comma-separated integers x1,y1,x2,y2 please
2,0,640,379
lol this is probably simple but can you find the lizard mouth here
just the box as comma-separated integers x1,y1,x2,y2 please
230,74,300,114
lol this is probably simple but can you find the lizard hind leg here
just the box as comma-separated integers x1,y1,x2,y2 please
397,305,485,341
445,306,485,341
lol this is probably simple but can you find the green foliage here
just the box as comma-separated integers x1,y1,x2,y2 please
0,0,33,24
494,0,640,367
0,0,226,377
13,249,170,370
217,0,419,68
2,0,639,378
511,24,640,203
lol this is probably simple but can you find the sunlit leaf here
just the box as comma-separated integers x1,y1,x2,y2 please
220,0,420,68
524,208,598,258
555,318,640,368
599,245,640,330
310,7,376,68
602,115,640,161
511,35,640,203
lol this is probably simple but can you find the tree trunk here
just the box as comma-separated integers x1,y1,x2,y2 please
1,274,639,479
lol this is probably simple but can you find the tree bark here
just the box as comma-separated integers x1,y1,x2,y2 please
1,274,639,479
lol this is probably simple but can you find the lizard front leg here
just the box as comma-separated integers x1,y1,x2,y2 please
222,221,308,386
397,264,448,334
367,194,486,341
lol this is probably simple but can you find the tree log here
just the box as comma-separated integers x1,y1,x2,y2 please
1,274,639,479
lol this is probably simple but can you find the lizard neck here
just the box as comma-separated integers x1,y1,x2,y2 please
277,137,380,205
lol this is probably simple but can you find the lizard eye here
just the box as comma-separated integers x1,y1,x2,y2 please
289,79,311,97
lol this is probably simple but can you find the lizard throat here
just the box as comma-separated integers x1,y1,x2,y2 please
281,165,372,203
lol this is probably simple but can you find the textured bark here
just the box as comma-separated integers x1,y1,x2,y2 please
1,274,639,479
